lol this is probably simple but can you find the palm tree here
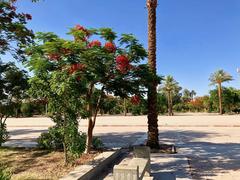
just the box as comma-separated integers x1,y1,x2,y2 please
209,69,233,114
146,0,159,149
162,76,181,116
182,89,191,102
190,90,196,100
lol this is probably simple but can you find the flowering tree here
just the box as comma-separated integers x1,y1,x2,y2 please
27,25,157,157
0,0,34,60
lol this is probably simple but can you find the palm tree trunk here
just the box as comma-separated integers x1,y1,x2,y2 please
218,83,223,114
146,0,159,149
167,91,171,116
170,92,173,116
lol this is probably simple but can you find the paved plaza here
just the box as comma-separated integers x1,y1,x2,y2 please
4,113,240,179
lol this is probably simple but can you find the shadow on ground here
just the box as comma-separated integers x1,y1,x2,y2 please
96,132,146,149
159,130,240,179
100,130,240,179
8,129,48,136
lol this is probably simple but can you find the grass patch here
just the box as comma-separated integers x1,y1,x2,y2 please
0,147,98,180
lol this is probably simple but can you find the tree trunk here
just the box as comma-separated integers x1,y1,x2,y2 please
167,91,173,116
85,118,94,153
218,83,223,115
85,83,94,153
124,98,127,116
170,92,173,116
0,116,3,147
146,0,159,149
63,115,68,165
85,85,104,154
45,103,48,115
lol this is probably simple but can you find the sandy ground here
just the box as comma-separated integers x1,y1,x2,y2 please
4,113,240,179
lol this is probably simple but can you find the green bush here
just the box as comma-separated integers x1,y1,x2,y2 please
38,126,104,154
20,103,33,117
68,132,86,156
131,106,142,116
37,126,63,150
0,165,11,180
92,137,104,150
37,126,86,155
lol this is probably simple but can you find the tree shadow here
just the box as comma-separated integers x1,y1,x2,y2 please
98,130,240,179
158,129,240,179
96,132,146,149
8,129,48,136
0,147,52,174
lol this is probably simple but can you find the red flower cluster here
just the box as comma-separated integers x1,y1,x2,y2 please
69,63,86,74
104,42,116,53
10,0,17,3
116,55,131,74
48,53,61,61
75,24,90,37
88,40,101,48
25,13,32,20
10,5,16,11
131,95,141,105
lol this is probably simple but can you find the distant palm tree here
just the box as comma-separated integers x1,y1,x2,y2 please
190,90,196,100
162,76,181,116
209,69,233,114
146,0,159,149
182,89,191,102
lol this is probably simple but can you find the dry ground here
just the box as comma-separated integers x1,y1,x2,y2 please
0,147,97,180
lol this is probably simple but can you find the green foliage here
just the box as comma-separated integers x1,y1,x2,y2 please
0,1,34,61
209,87,240,113
157,93,168,114
161,76,181,94
159,75,182,115
92,137,104,150
37,126,86,155
37,126,63,150
0,61,28,146
0,164,11,180
0,121,9,146
173,103,188,112
20,103,33,117
129,98,147,115
209,69,233,85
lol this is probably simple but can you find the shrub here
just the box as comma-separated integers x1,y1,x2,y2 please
37,126,86,155
37,126,63,150
92,137,104,150
0,164,11,180
131,105,142,116
20,103,33,117
37,126,104,153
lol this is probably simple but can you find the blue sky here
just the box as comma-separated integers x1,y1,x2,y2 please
5,0,240,95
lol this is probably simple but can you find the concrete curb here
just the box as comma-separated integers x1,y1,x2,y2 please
60,149,122,180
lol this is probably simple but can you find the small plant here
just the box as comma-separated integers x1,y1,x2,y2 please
0,164,11,180
92,137,104,150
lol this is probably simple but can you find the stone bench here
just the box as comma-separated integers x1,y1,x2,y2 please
113,146,153,180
